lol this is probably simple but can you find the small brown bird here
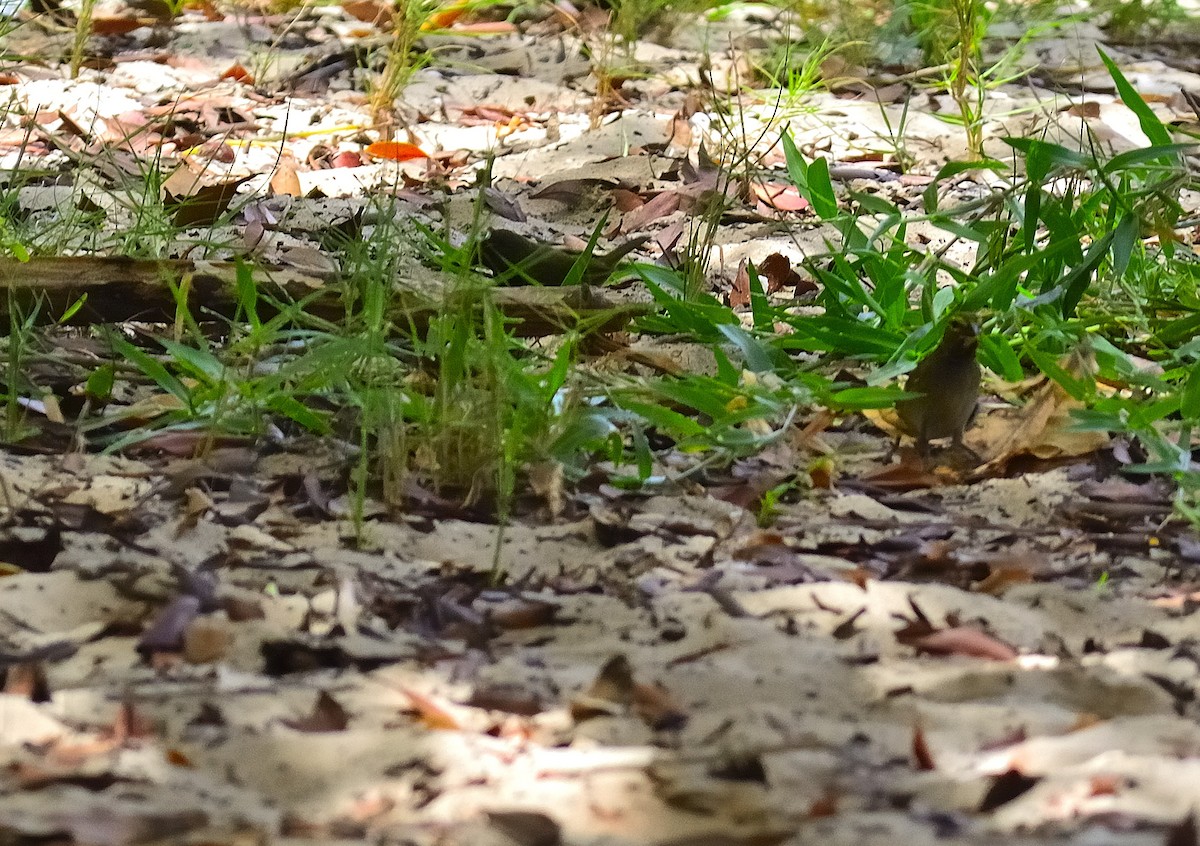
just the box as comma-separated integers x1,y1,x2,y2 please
477,229,650,287
895,316,981,455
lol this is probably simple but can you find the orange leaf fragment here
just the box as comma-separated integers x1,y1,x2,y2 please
220,62,254,84
423,2,466,28
403,687,463,730
364,141,429,162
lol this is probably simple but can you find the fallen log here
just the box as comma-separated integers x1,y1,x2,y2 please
0,256,649,336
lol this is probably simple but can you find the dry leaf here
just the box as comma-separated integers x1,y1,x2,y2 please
486,810,562,846
911,626,1018,661
970,345,1108,478
912,723,936,770
364,141,429,161
570,654,634,721
270,155,303,197
163,172,253,228
631,681,688,730
284,691,350,732
403,687,463,730
729,260,751,309
343,0,392,24
978,769,1040,812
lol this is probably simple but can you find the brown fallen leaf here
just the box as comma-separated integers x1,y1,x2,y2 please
284,691,350,732
1165,810,1198,846
270,154,303,197
912,723,936,770
978,768,1040,812
911,626,1018,661
343,0,392,24
486,810,562,846
3,662,49,701
970,344,1108,479
632,680,688,730
570,653,635,721
163,171,254,228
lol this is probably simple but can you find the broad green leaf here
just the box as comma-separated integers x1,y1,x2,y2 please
1097,48,1174,149
828,385,908,409
1181,360,1200,420
108,332,191,405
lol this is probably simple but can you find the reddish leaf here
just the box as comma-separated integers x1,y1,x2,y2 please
220,62,254,84
729,260,751,308
912,723,936,770
343,0,392,24
912,626,1018,661
751,181,809,212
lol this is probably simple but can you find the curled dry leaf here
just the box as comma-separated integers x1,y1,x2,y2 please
220,62,254,84
162,170,254,228
912,723,937,770
911,626,1018,661
729,259,751,309
751,181,809,212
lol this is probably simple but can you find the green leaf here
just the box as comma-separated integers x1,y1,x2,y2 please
781,132,839,220
1028,347,1091,401
616,398,707,438
828,385,908,409
267,394,329,434
1060,229,1115,317
235,261,261,330
717,324,778,373
746,261,772,331
108,332,191,405
1181,360,1200,420
1097,47,1174,149
1003,137,1089,171
160,339,224,384
86,363,116,401
977,332,1024,381
59,294,87,323
1110,210,1139,278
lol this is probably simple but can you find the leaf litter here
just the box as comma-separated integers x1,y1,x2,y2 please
0,0,1199,844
